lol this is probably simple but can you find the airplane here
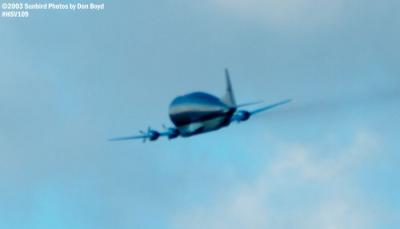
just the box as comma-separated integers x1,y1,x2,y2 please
110,69,291,142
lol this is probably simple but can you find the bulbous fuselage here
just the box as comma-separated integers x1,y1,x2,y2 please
169,92,235,137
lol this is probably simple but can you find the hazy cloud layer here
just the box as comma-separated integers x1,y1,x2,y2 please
173,130,385,229
209,0,345,29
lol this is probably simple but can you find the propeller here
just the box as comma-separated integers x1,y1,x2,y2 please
143,127,160,142
109,125,178,142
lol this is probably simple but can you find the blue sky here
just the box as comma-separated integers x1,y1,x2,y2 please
1,0,399,228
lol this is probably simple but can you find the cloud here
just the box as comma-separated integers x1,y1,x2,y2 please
173,130,381,229
209,0,345,29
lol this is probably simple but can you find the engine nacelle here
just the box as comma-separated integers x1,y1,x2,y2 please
166,128,180,139
234,110,251,122
148,130,160,141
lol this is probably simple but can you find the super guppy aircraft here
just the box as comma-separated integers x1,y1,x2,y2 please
110,69,291,142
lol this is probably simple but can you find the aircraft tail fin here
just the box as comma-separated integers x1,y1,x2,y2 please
222,68,236,107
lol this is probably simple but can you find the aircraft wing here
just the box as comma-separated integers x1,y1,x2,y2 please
109,134,149,141
109,126,179,142
249,99,292,115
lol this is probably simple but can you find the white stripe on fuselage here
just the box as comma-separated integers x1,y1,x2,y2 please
177,116,229,137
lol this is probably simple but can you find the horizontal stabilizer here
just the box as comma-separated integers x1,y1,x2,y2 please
235,101,264,108
250,99,292,115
